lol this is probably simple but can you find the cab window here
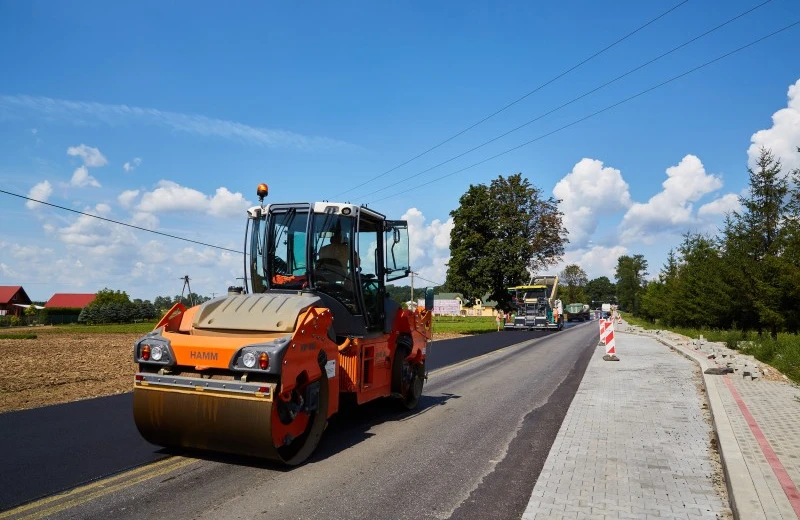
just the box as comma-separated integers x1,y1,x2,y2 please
268,209,309,290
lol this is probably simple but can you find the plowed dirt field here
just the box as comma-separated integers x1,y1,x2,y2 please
0,331,462,413
0,333,140,413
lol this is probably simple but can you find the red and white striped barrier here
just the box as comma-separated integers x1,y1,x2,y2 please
605,321,616,356
599,319,608,346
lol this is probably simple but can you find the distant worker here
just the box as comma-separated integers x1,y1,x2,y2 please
496,309,504,331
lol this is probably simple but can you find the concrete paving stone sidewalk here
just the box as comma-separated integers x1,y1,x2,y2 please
635,326,800,519
522,326,732,519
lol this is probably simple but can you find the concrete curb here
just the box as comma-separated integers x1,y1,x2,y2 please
621,326,765,520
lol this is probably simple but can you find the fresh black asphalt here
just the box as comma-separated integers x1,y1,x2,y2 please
0,327,567,511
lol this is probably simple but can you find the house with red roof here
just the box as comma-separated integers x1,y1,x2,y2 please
45,293,96,309
0,286,32,317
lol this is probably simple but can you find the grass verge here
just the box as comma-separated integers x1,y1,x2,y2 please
623,313,800,384
34,322,160,335
432,316,498,335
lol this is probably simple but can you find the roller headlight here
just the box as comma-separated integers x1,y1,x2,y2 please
151,345,164,361
242,351,257,368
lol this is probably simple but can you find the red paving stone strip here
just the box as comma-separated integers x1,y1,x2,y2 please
723,375,800,518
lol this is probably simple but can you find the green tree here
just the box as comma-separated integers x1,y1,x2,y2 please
672,233,731,328
640,250,679,325
723,147,790,338
93,288,132,306
446,173,567,308
614,255,648,314
584,276,616,307
153,295,174,312
560,264,588,304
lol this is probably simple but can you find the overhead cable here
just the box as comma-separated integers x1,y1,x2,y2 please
367,19,800,204
0,189,243,254
354,0,774,201
330,0,690,199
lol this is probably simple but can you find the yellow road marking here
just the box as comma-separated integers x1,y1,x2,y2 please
0,457,195,520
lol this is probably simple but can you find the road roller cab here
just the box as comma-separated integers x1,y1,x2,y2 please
133,184,432,465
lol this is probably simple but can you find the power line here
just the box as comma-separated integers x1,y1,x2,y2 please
330,0,690,199
353,0,774,201
0,189,243,254
367,19,800,204
415,274,445,287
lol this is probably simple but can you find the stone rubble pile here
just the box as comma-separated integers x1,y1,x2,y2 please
622,326,763,381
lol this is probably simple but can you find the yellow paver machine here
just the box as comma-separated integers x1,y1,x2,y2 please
133,184,432,464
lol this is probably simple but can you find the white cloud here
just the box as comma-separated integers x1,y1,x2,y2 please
208,187,250,217
11,244,55,260
553,244,629,282
67,144,108,167
70,165,101,188
402,207,453,286
123,157,142,172
130,212,159,229
118,189,140,208
552,158,632,249
748,78,800,172
138,180,250,217
26,180,53,209
619,155,722,244
1,95,354,151
698,193,741,217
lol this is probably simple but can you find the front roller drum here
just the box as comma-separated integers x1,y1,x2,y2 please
133,374,328,465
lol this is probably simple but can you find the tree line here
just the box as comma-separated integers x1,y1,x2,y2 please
76,288,214,324
616,147,800,339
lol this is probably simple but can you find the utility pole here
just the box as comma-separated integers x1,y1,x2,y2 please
410,271,418,304
180,275,194,306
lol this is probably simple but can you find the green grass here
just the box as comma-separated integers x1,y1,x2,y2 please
432,316,498,335
623,313,800,384
0,333,37,339
38,322,160,334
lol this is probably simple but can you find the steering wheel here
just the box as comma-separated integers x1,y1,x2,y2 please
272,256,289,275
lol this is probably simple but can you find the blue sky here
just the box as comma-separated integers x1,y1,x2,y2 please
1,0,799,302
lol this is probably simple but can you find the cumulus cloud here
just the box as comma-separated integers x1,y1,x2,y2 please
67,144,108,167
748,78,800,172
402,207,453,286
552,158,632,249
118,189,140,208
130,212,159,230
208,187,250,217
138,180,250,217
55,205,138,257
26,180,53,209
1,95,354,151
698,193,741,217
70,165,101,188
619,155,722,244
123,157,142,172
553,244,629,282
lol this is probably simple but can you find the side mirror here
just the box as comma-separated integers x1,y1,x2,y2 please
425,287,434,311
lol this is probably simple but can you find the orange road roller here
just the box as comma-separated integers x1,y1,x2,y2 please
133,185,433,465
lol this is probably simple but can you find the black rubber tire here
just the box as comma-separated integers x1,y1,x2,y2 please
391,338,423,410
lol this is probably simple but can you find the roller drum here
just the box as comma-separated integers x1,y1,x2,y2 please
133,375,328,465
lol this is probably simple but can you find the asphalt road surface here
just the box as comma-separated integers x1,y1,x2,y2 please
1,321,596,519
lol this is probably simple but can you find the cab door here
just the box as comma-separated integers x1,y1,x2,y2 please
384,220,410,282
